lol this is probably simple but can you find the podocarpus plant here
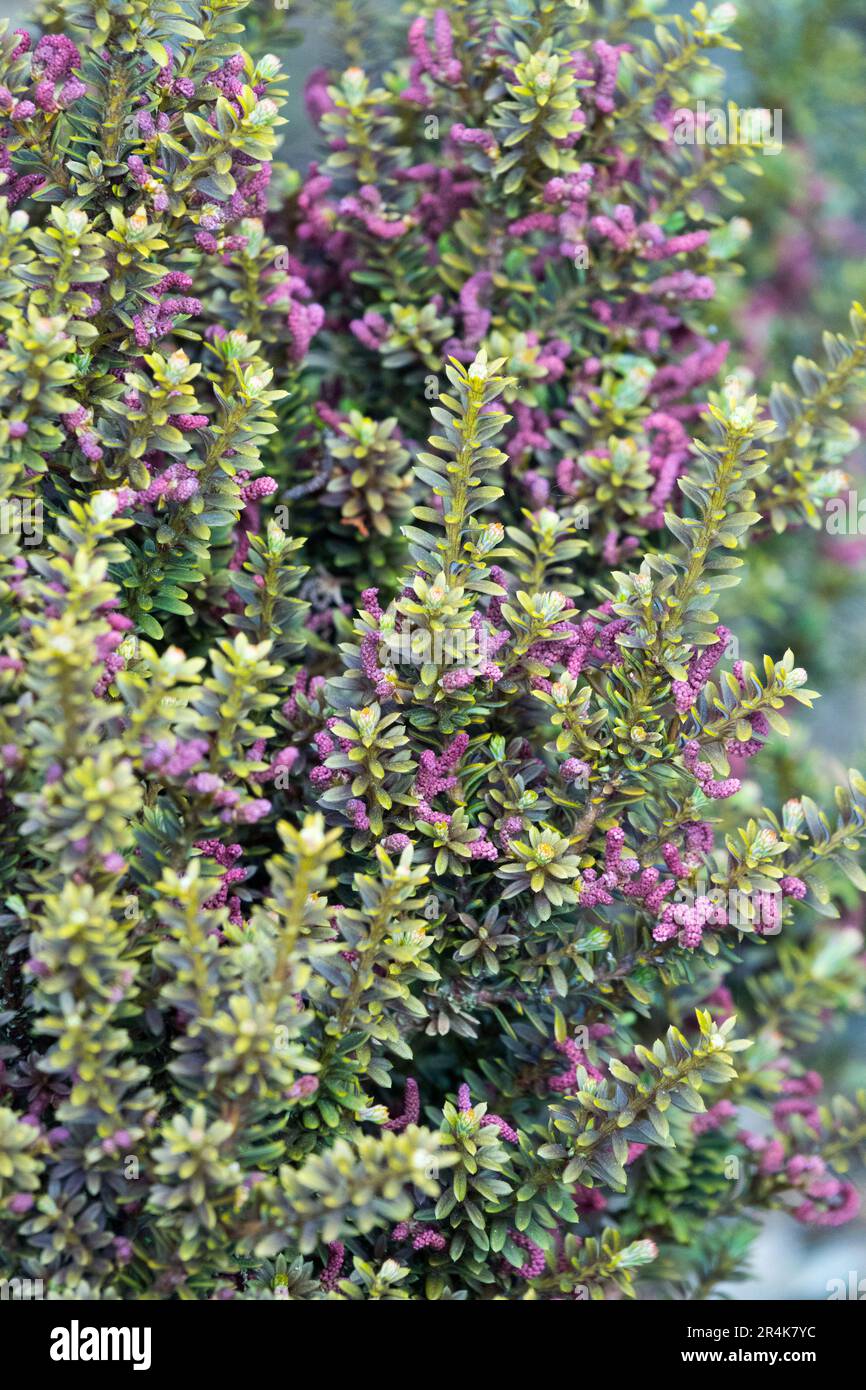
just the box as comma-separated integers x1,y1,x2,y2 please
0,0,865,1301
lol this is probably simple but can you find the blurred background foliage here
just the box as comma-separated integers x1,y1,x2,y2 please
704,7,866,1291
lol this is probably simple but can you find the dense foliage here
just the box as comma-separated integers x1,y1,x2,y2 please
1,0,865,1300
